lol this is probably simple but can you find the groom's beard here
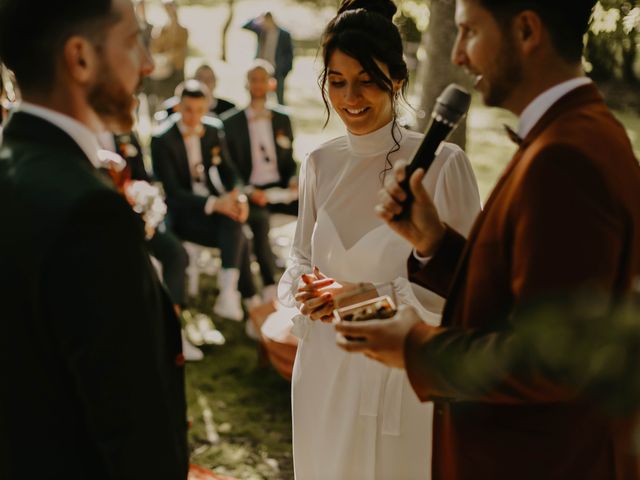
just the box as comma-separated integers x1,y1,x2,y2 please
483,36,523,108
89,60,139,133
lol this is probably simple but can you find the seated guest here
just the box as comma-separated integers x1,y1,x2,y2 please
152,79,258,321
221,60,297,301
195,64,236,117
158,64,235,122
97,129,223,360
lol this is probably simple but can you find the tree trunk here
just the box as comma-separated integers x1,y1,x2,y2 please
415,0,471,148
221,0,235,61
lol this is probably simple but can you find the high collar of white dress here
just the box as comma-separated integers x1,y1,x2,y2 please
346,120,402,157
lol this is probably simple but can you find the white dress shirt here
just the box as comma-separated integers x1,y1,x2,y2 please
177,121,218,214
518,77,592,139
96,131,117,152
17,101,102,168
259,28,279,68
245,107,281,187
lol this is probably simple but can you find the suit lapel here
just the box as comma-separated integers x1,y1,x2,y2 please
440,83,605,327
168,124,192,187
238,111,253,182
271,112,291,181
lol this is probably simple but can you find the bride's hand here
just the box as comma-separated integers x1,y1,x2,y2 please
295,267,357,322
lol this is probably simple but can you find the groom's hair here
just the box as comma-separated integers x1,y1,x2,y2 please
479,0,596,63
0,0,118,94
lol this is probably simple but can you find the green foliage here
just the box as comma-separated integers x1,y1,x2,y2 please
586,1,640,83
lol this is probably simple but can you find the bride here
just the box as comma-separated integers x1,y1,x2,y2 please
278,1,481,478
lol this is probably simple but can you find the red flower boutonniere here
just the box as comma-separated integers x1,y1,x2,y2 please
211,146,222,166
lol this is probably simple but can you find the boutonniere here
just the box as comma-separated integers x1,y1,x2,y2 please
211,146,222,166
124,180,167,240
275,130,292,150
119,142,139,158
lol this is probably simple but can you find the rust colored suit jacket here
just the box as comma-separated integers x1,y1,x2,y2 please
405,84,640,479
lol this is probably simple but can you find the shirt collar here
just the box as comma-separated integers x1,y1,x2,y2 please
16,101,102,168
245,106,272,122
518,77,592,139
177,120,204,137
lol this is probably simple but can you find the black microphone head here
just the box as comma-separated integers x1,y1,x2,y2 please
432,84,471,127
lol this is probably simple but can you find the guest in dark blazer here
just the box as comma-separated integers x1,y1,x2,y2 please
194,64,236,117
109,131,190,310
158,64,236,122
152,80,258,321
0,0,188,478
243,12,294,105
222,60,297,300
97,129,222,360
336,0,640,479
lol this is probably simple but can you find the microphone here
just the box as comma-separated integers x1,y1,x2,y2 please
395,84,471,219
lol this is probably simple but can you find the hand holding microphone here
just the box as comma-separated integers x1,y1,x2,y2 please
376,84,471,257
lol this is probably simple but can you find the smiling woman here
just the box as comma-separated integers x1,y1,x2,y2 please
275,0,482,478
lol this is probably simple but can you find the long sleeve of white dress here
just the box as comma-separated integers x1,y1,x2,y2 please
393,144,481,323
277,153,317,308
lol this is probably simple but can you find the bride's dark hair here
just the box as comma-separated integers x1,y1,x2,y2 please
320,0,409,182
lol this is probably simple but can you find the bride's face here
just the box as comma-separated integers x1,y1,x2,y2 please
327,49,400,136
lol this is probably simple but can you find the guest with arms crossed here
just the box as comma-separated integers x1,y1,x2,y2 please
152,79,258,322
337,0,640,479
222,60,298,301
277,1,481,478
0,0,189,478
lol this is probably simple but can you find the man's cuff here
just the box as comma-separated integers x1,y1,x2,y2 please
204,195,218,215
412,249,432,267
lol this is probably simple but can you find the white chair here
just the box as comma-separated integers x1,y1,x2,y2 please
182,242,221,298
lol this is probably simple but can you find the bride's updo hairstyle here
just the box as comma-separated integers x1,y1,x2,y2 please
319,0,408,121
320,0,409,179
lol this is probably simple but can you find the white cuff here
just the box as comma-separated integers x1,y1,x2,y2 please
204,195,218,215
412,248,432,267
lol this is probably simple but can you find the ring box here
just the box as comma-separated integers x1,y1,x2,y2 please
333,295,397,324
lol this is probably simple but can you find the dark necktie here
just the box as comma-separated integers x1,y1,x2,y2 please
260,144,271,163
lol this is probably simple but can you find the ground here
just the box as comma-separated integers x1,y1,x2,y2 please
141,2,640,478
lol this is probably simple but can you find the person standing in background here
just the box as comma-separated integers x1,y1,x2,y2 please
148,0,189,111
243,12,293,105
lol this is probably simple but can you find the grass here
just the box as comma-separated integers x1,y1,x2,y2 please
185,278,293,480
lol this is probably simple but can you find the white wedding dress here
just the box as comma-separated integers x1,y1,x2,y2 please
278,121,481,479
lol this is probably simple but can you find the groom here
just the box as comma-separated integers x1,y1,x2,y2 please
0,0,188,478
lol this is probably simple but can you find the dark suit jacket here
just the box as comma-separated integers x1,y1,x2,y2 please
151,114,241,218
404,84,640,479
161,96,236,120
0,112,188,479
114,131,151,182
211,98,236,117
221,106,296,188
242,20,294,78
